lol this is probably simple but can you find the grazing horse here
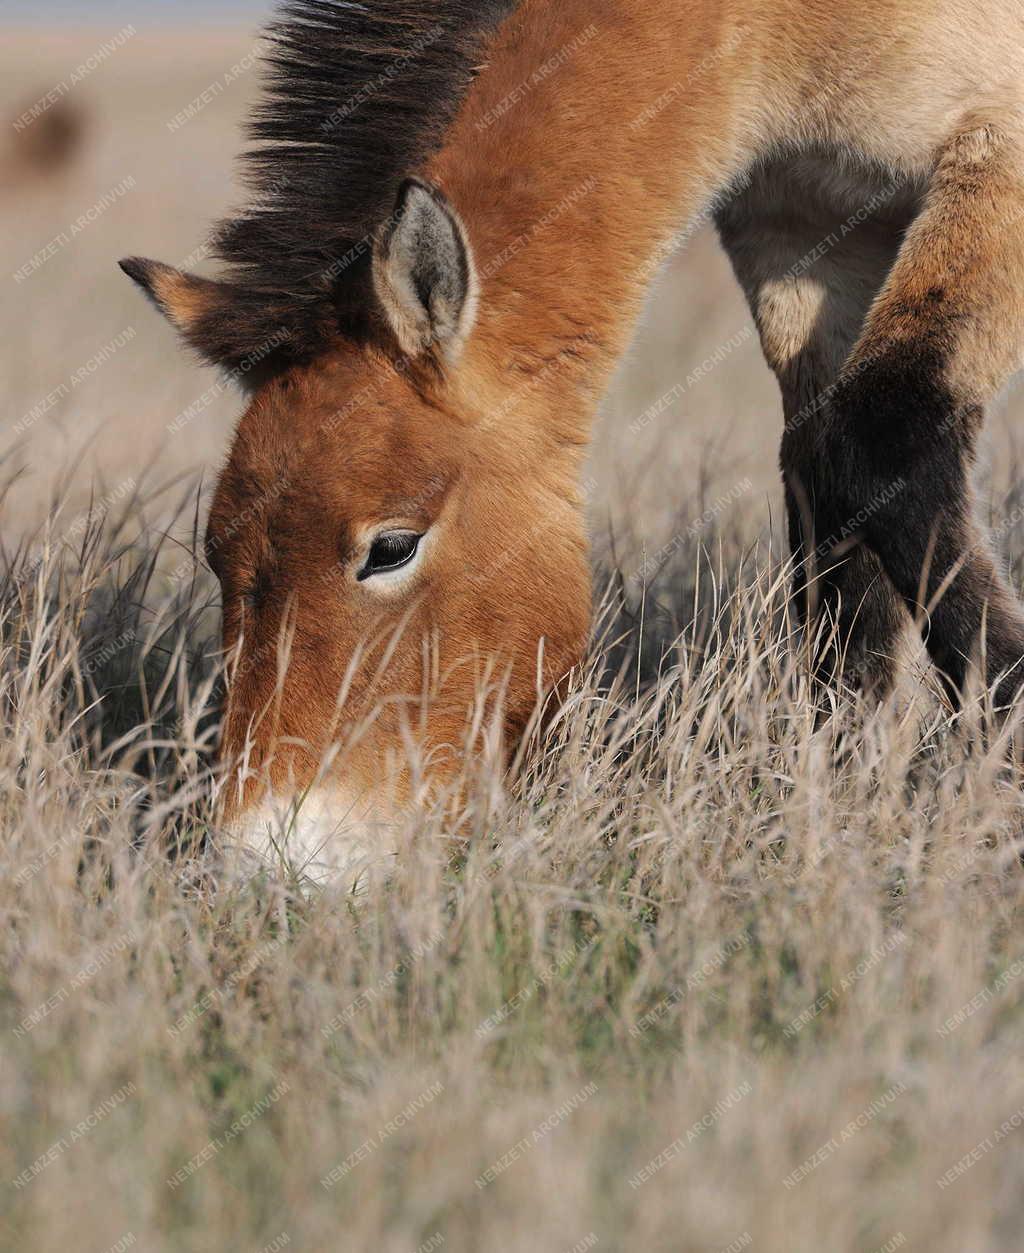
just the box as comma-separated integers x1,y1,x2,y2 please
123,0,1024,883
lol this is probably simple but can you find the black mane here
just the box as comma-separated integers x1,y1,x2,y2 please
213,0,515,357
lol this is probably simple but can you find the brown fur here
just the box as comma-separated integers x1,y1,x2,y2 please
207,343,590,821
122,0,1024,856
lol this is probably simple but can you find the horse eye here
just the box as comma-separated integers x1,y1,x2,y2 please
357,531,421,580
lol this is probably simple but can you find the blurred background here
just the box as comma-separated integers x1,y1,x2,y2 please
4,4,1024,609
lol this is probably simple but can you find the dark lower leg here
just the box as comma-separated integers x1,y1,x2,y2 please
880,514,1024,707
785,466,905,701
816,112,1024,709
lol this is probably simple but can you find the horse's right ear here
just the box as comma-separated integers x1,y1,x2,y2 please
119,257,291,379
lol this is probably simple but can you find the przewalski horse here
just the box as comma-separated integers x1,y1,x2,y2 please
122,0,1024,883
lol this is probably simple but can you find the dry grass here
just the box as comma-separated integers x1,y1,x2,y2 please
4,484,1024,1252
4,21,1024,1253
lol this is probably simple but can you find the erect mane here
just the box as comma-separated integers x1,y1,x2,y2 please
212,0,516,359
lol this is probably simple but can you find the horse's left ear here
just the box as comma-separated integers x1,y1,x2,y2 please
372,178,477,361
118,257,290,381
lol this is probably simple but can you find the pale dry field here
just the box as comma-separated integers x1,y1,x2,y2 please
3,21,1024,1253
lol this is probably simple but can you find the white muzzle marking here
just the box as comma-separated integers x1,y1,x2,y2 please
223,785,399,892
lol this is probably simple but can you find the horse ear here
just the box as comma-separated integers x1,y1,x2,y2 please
118,257,290,381
372,179,477,361
119,257,228,339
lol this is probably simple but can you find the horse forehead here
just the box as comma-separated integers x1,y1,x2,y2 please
221,372,456,524
253,358,445,462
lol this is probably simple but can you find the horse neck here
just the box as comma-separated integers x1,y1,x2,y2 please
430,0,754,446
